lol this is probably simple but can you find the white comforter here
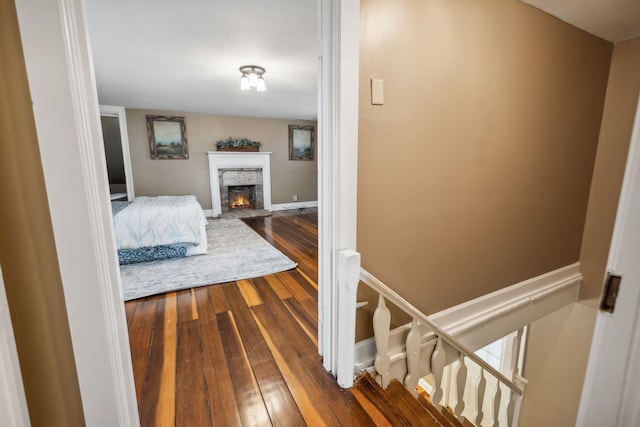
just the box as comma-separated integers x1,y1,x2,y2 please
114,195,207,254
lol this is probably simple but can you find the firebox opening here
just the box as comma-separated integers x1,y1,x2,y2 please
228,185,256,210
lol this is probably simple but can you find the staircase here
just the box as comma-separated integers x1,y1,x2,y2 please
354,372,474,426
347,275,529,426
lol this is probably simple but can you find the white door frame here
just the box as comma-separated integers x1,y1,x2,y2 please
15,0,139,424
15,0,359,424
577,94,640,426
317,0,360,379
99,105,135,201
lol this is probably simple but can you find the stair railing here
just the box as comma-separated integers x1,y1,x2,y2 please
366,278,528,427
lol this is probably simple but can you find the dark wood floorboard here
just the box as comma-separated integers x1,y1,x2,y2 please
125,208,396,426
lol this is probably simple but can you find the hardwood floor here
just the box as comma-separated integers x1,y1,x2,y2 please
124,209,378,426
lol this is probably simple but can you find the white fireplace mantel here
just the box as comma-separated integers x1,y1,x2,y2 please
207,151,272,216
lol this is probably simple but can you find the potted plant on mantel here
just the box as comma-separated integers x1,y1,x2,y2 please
215,137,261,152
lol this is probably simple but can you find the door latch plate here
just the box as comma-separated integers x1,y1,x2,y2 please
600,272,622,314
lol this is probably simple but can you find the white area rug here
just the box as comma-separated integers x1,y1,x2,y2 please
119,218,296,301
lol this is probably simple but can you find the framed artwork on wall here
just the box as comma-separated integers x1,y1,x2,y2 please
288,125,315,161
146,115,188,159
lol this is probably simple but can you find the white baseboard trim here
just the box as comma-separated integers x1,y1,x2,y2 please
270,201,318,211
358,262,582,356
204,202,317,218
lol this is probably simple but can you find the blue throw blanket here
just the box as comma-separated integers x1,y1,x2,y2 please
111,201,187,265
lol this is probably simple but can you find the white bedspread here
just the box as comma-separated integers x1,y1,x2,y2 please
114,195,207,250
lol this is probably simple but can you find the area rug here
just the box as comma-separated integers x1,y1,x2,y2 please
119,218,296,301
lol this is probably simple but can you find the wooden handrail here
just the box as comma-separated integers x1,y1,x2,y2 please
366,278,524,396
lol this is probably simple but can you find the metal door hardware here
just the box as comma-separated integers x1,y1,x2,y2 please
600,272,622,313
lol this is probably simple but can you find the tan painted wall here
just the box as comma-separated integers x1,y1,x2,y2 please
0,1,85,424
579,37,640,299
519,36,640,427
125,109,317,209
519,301,598,426
358,0,612,314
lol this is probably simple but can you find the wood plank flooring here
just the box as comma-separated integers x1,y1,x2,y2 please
124,209,380,426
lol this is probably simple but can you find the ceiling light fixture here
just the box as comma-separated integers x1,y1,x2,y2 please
239,65,267,92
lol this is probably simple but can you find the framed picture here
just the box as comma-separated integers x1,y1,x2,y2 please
288,125,315,161
146,115,188,159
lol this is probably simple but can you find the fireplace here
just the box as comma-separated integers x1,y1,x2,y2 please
218,168,264,213
207,152,272,217
229,185,256,210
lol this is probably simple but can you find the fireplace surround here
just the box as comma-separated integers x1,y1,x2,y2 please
207,151,272,217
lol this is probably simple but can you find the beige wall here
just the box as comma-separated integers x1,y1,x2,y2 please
579,37,640,299
519,36,640,427
125,109,317,209
0,1,84,424
519,301,598,427
358,0,612,314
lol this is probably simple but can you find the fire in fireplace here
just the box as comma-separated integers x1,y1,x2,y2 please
228,185,256,210
231,195,251,209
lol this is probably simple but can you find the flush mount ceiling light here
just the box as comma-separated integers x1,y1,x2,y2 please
239,65,266,92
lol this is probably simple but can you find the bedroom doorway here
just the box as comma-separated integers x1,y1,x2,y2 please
100,105,134,202
14,0,359,423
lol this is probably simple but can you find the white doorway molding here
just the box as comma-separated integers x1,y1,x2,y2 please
15,0,139,424
317,0,361,383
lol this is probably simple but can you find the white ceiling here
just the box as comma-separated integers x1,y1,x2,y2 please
85,0,318,120
85,1,640,122
521,0,640,42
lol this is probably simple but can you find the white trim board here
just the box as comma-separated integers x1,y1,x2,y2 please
317,0,361,384
271,201,318,211
15,0,139,424
428,262,581,350
358,263,581,358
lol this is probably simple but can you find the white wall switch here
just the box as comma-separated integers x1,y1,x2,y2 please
293,194,298,202
371,78,384,105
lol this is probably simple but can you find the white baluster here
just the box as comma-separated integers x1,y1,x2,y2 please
454,354,467,421
431,337,446,411
373,294,391,388
507,389,516,427
512,328,524,379
475,367,486,426
492,382,502,427
404,319,421,396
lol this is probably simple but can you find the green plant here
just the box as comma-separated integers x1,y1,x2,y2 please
215,137,262,148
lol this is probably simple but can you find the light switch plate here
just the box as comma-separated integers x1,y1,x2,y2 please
371,78,384,105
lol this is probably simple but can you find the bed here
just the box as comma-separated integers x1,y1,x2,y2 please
112,195,208,265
